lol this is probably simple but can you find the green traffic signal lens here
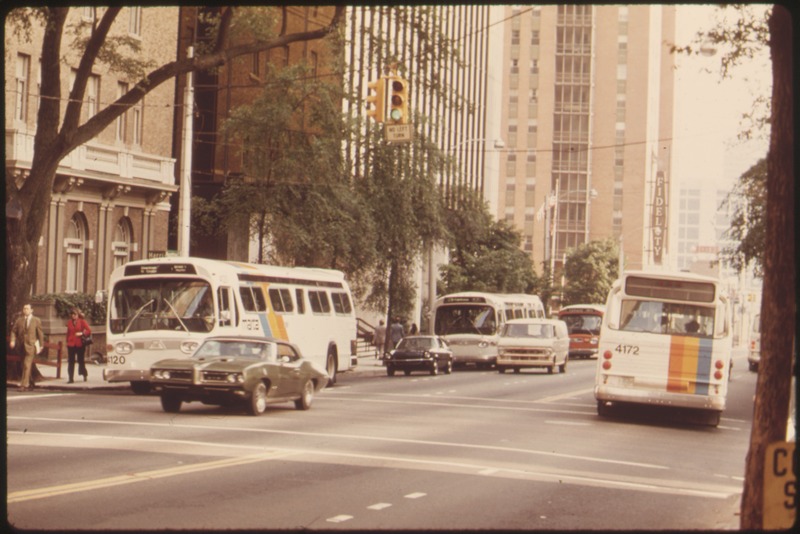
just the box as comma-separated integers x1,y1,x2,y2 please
390,109,402,121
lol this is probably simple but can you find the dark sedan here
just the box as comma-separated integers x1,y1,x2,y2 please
385,335,453,376
150,336,328,415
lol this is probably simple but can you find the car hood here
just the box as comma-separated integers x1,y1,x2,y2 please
152,356,259,373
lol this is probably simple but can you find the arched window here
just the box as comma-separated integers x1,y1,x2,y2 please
66,213,88,293
113,217,133,270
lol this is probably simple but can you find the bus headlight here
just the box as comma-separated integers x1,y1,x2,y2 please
181,341,200,354
115,341,133,355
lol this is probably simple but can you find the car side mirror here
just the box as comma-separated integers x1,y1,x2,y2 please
280,355,292,364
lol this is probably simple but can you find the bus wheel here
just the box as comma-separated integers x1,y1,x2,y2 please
326,351,337,387
705,410,721,427
131,381,151,395
160,393,182,413
597,400,610,417
387,366,396,377
498,366,506,374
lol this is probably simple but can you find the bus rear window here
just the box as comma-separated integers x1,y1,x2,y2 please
625,276,715,303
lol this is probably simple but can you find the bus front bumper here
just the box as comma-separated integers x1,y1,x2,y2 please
594,383,726,412
104,368,150,383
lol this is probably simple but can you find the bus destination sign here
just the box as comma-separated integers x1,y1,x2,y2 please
124,263,197,276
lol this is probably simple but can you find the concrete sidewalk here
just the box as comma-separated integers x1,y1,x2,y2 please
8,354,387,392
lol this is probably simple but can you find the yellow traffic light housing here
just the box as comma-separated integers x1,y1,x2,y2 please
388,76,409,124
366,78,386,123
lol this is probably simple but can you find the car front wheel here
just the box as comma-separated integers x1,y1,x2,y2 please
387,366,395,376
294,380,314,410
160,393,182,413
559,356,568,373
430,361,439,376
248,382,268,416
445,360,453,374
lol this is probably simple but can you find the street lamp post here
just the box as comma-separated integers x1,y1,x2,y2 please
544,184,598,283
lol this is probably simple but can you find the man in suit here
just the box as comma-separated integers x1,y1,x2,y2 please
9,303,45,391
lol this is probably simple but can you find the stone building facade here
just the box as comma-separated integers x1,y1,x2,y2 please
5,7,180,298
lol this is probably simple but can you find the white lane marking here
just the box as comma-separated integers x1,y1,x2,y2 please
545,420,590,426
716,425,741,431
7,430,740,500
321,396,596,416
535,388,595,404
367,503,392,510
326,515,353,523
405,492,427,499
8,417,667,470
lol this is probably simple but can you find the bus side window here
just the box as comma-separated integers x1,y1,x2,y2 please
252,287,267,312
269,288,294,313
295,289,306,314
240,287,256,312
309,290,331,314
331,292,353,315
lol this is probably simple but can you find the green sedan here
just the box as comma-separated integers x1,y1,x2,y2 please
150,336,329,415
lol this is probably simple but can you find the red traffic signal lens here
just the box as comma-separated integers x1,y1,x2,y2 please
392,80,404,92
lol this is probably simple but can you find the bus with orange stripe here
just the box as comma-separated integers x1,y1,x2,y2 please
103,257,357,393
594,270,732,426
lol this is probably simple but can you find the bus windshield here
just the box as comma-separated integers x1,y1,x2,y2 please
110,279,214,334
434,305,497,336
560,313,602,335
618,300,715,337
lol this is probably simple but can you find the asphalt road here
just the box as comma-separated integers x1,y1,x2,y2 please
7,349,755,530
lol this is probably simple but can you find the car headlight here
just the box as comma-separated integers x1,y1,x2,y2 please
226,373,244,384
181,340,200,354
590,337,599,344
152,369,171,380
115,341,133,356
478,340,488,348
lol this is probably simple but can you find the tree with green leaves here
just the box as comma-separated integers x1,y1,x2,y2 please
561,239,619,307
720,158,767,277
439,187,540,296
4,6,345,328
680,5,794,528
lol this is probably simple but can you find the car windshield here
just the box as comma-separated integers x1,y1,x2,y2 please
397,337,435,350
560,313,602,335
193,340,272,360
501,323,554,338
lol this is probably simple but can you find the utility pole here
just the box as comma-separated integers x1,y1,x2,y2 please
178,46,194,257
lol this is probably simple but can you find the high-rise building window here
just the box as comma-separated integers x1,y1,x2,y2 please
87,74,100,117
129,7,142,37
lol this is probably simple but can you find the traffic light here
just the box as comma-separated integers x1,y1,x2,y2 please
366,77,386,123
388,76,408,124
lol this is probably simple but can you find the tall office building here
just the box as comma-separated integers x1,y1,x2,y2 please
496,5,676,279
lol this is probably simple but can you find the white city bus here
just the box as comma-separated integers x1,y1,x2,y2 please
432,292,545,367
595,270,733,426
104,257,358,393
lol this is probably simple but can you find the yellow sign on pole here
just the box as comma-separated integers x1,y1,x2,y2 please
763,441,796,529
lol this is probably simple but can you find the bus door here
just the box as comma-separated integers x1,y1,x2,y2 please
217,286,237,328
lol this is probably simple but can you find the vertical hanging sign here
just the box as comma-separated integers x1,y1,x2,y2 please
651,171,667,265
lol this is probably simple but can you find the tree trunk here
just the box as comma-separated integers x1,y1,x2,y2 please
739,5,794,529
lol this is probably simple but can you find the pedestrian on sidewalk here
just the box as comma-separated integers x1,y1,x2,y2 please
66,307,92,383
390,316,405,348
373,319,386,358
9,303,44,391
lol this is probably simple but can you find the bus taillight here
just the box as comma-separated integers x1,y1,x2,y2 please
603,350,613,359
602,360,612,370
714,360,724,369
714,370,723,380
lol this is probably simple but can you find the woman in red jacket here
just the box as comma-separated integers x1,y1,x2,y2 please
66,307,91,383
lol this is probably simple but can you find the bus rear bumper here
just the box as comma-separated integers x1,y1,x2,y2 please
594,384,725,412
104,368,150,383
